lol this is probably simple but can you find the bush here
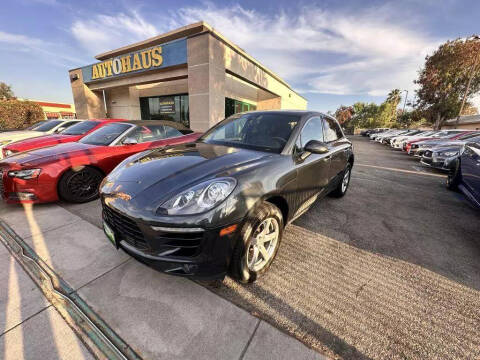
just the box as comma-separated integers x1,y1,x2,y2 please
0,99,45,130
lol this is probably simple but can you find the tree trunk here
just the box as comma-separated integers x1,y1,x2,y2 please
434,113,443,130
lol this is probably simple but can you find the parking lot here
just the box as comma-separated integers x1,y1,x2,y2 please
1,135,479,359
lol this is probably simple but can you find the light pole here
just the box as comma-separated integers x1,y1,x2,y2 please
455,35,480,128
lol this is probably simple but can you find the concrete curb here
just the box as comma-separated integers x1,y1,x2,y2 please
0,219,142,360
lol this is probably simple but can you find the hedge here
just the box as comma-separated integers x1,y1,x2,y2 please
0,99,45,130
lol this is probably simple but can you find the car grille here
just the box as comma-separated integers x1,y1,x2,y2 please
152,230,204,258
102,204,149,251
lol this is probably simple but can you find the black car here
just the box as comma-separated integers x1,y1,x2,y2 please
100,111,354,282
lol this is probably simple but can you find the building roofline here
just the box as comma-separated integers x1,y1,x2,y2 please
92,21,306,101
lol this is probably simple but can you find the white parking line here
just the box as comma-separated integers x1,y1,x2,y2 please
356,163,447,178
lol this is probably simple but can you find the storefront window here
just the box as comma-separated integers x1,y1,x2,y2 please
140,94,189,128
225,97,256,118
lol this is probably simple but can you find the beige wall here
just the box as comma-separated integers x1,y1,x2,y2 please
69,69,106,119
442,123,480,130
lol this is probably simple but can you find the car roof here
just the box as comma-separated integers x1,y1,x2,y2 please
238,110,332,119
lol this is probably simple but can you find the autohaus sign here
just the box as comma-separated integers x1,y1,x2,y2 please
81,38,187,83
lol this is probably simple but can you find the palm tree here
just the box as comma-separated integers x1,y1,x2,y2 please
386,89,402,106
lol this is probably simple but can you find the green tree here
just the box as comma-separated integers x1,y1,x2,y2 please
0,99,44,130
415,36,480,129
0,82,14,100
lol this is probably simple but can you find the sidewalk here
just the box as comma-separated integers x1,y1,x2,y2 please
0,202,326,360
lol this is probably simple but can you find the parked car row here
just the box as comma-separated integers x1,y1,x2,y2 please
365,128,480,208
0,111,353,282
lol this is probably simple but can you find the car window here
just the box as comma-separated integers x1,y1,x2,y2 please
201,113,299,153
323,117,343,142
80,123,132,146
62,121,98,135
31,120,63,132
120,125,183,144
62,121,99,135
57,121,80,132
297,117,324,149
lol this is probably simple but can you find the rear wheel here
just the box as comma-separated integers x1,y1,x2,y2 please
58,167,104,203
329,163,351,198
446,159,461,191
230,202,283,283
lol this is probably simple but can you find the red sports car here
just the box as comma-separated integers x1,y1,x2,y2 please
2,118,125,158
0,120,200,204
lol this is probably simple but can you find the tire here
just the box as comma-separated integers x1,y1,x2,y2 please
230,202,284,283
446,159,461,191
329,163,352,198
58,167,104,203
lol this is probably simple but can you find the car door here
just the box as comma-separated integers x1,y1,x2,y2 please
293,116,331,213
461,142,480,200
323,116,349,185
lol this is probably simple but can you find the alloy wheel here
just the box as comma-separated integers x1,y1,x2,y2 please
341,168,351,193
67,170,102,200
247,217,279,272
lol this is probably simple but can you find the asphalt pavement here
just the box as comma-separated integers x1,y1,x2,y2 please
1,136,479,360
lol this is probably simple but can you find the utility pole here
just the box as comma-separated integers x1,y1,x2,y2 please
402,90,409,115
455,35,480,128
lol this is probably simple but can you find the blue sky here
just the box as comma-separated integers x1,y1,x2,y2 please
1,0,480,112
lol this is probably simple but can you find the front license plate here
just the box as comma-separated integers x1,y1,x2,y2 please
103,222,117,248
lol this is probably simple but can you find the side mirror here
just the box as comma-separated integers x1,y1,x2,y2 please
304,140,329,154
123,137,138,145
55,127,66,133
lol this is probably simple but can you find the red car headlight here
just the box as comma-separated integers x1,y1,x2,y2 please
8,169,41,180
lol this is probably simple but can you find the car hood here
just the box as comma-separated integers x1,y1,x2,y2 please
6,134,77,150
1,142,97,166
0,130,45,143
103,142,274,202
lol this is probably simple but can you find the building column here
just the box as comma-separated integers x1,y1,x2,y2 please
187,33,225,132
69,69,106,119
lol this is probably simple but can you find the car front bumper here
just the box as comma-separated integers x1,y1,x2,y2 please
0,167,59,204
101,200,240,279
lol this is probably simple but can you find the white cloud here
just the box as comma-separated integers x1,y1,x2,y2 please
0,30,85,66
69,2,442,98
71,11,160,55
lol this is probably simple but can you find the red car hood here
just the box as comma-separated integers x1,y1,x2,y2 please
5,134,80,152
1,142,99,167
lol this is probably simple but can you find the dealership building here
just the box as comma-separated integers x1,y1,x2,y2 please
69,21,307,131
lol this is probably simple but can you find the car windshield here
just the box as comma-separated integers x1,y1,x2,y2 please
200,113,300,153
62,121,98,135
80,123,132,146
118,124,184,144
31,120,63,132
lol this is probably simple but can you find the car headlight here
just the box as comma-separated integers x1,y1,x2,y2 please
441,151,458,157
8,169,41,180
4,149,15,157
159,177,237,215
0,140,11,146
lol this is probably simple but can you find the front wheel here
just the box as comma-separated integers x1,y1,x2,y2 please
230,202,283,283
446,159,461,191
58,167,104,203
329,163,352,198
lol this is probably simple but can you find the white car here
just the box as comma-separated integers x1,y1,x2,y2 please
0,119,82,158
390,130,436,149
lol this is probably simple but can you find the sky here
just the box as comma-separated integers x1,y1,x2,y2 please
1,0,480,113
